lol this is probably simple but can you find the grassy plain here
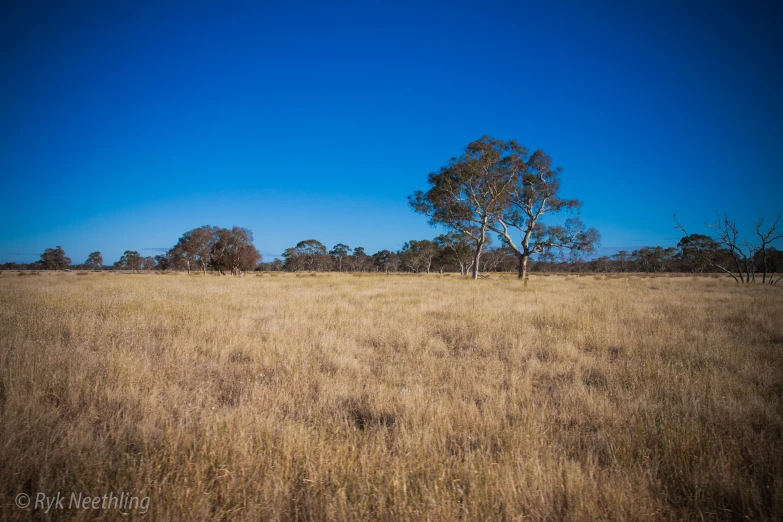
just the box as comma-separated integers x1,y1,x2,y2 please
0,271,781,520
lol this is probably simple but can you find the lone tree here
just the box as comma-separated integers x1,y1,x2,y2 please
40,246,72,270
410,137,598,279
409,137,523,279
84,251,103,271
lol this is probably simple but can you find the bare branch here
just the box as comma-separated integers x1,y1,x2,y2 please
674,214,740,283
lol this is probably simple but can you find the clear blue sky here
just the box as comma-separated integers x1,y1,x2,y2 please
1,1,781,264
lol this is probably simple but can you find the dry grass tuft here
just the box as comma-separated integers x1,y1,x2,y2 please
0,273,781,520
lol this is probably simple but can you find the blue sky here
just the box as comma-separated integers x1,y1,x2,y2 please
1,1,781,264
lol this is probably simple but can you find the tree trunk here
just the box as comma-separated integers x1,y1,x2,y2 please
471,244,482,279
517,253,529,280
472,221,489,280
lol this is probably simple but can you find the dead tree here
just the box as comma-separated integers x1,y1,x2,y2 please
674,213,782,284
756,214,783,284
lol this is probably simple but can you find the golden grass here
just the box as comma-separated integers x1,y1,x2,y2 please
1,273,781,520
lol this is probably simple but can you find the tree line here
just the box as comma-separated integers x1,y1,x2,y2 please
4,232,781,283
2,227,261,275
2,137,779,283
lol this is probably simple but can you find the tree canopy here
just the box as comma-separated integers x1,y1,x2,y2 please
40,246,71,270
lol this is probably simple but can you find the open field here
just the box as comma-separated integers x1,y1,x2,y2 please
1,273,781,520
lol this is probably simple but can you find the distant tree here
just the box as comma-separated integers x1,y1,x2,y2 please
764,247,783,283
632,246,677,273
329,244,352,272
409,137,521,279
755,215,783,284
169,244,192,274
372,250,400,274
434,233,475,276
480,246,517,273
256,259,283,272
119,250,143,273
611,250,633,272
239,244,262,274
168,247,187,272
84,251,103,271
154,250,186,271
142,256,157,271
399,239,439,273
170,225,217,275
592,256,611,273
283,240,330,272
281,248,303,272
211,227,261,275
349,247,371,272
676,234,721,273
40,246,72,271
154,253,171,270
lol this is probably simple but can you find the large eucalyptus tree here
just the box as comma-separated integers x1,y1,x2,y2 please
410,136,598,279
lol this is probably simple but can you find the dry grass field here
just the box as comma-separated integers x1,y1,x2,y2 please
1,272,781,520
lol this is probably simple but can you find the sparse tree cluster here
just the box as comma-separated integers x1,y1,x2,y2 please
533,239,783,279
165,226,261,275
1,226,262,275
